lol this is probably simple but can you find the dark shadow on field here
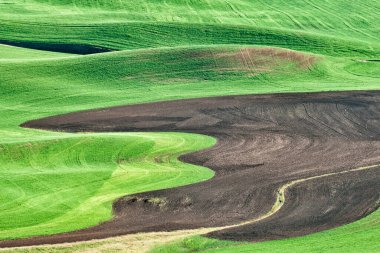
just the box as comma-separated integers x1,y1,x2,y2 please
0,40,112,54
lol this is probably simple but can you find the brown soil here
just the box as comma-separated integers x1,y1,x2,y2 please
213,47,316,73
3,90,379,247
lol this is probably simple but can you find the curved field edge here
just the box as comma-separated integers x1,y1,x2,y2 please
0,132,216,240
1,22,378,58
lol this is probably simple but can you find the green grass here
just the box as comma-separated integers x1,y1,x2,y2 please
0,0,379,251
0,133,215,239
1,0,380,56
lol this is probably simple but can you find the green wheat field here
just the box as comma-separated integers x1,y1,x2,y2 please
0,0,379,252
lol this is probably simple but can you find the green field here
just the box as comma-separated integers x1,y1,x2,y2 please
0,0,379,252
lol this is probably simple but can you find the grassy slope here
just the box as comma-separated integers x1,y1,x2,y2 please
0,0,380,57
0,46,217,239
0,133,215,240
0,0,379,251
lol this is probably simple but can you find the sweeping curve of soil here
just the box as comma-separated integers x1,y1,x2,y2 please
6,90,380,247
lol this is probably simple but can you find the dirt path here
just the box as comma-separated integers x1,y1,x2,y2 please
2,90,379,247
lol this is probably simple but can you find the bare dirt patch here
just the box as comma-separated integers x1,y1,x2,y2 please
215,47,316,71
4,91,380,247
